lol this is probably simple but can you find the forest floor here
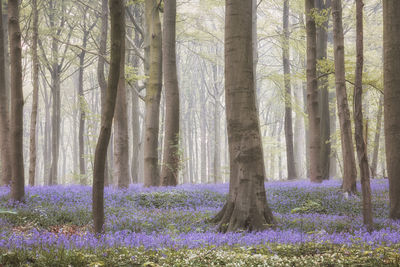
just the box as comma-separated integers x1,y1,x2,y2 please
0,180,400,266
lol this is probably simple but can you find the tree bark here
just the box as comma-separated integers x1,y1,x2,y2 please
213,0,275,232
160,0,180,186
97,0,110,187
383,0,400,220
316,0,331,180
305,0,322,182
78,30,89,185
354,0,373,231
332,0,357,194
370,95,383,178
93,0,124,234
28,0,39,187
283,0,297,180
143,0,162,187
0,0,10,186
8,0,24,201
114,36,130,189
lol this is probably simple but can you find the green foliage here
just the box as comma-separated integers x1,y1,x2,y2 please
1,244,400,267
291,200,326,214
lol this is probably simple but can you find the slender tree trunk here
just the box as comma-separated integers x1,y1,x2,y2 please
332,0,357,194
213,98,221,183
97,0,109,187
371,95,383,178
160,0,180,186
305,0,322,182
0,0,10,186
200,83,207,184
9,0,24,201
114,37,130,189
383,0,400,220
354,0,373,230
143,0,162,187
28,0,39,186
213,0,274,232
78,34,88,184
329,91,337,179
316,0,331,180
93,0,124,234
283,0,297,180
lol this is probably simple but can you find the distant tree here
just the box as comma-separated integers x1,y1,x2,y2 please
8,0,24,201
383,0,400,220
212,0,275,232
370,95,383,178
93,0,124,233
0,0,11,186
354,0,373,230
332,0,357,194
160,0,180,186
143,0,162,187
28,0,39,187
282,0,297,180
305,0,322,183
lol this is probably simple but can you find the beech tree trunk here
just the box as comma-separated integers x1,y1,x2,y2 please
371,95,383,178
97,0,109,187
354,0,373,230
93,0,124,234
160,0,180,186
316,0,331,180
383,0,400,220
283,0,297,180
9,0,24,201
143,0,162,187
305,0,322,182
213,0,275,232
332,0,357,194
28,0,39,186
78,30,88,184
114,37,130,189
0,0,11,186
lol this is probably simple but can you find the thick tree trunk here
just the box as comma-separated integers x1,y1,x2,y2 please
28,0,39,187
383,0,400,220
114,39,130,189
283,0,297,180
143,0,162,187
354,0,373,231
8,0,24,201
305,0,322,182
316,0,331,180
332,0,357,194
371,95,383,178
0,0,10,186
93,0,124,234
213,0,275,232
160,0,180,186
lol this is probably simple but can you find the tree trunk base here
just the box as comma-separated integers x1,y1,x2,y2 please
212,201,275,233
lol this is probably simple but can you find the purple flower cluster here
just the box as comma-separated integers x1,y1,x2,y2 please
0,179,399,251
